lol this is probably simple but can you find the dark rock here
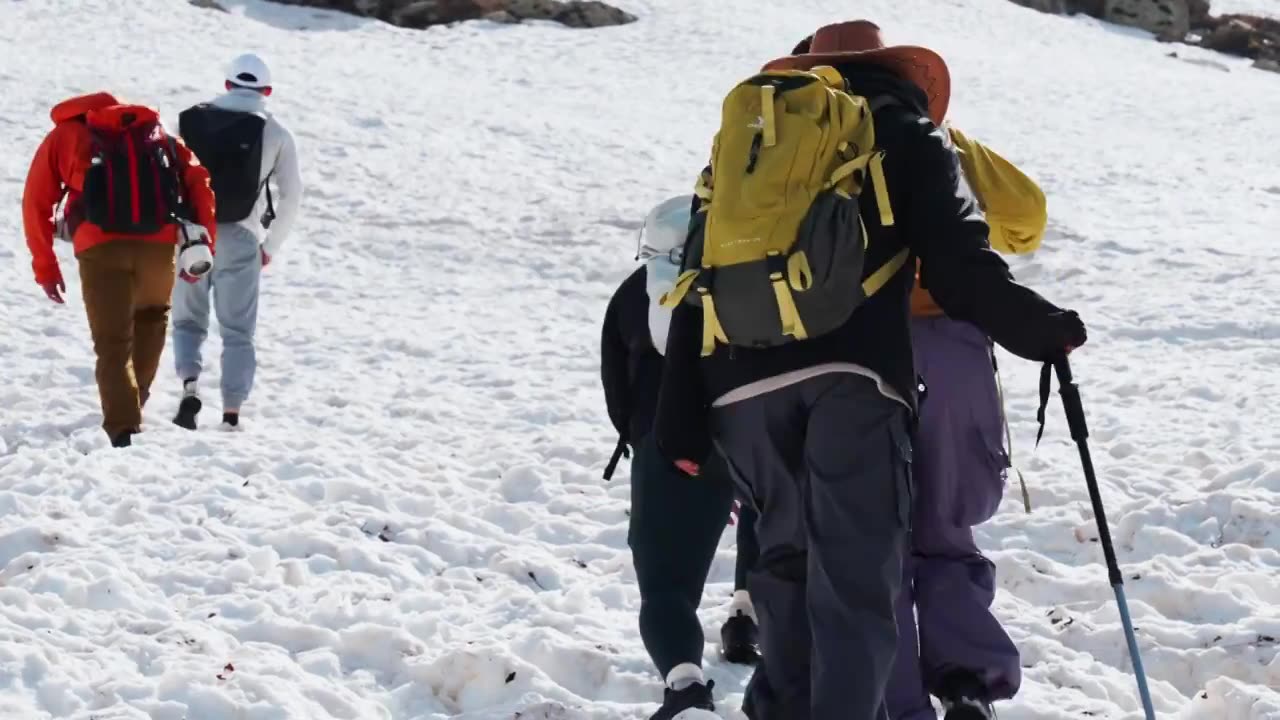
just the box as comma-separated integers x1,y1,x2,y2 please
504,0,562,16
1104,0,1191,39
390,0,505,28
1188,0,1211,28
1008,0,1071,12
1254,58,1280,73
1204,18,1256,54
1070,0,1106,17
550,0,636,27
1006,0,1104,16
271,0,635,28
189,0,229,10
1191,14,1280,60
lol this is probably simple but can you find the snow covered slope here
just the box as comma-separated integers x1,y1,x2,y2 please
1215,0,1280,18
1,0,1277,718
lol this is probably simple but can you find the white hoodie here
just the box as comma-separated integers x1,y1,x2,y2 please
206,89,302,257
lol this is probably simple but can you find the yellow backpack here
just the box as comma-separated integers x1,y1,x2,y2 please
662,66,910,356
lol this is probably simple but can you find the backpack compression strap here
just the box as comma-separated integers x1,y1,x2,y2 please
829,147,895,228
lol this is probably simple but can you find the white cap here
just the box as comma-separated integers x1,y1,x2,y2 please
225,53,272,89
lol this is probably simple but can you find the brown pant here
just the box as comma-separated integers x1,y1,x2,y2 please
78,241,177,438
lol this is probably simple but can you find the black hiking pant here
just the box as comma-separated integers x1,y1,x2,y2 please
713,373,914,720
629,433,735,678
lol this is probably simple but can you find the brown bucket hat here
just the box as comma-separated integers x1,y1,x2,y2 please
764,20,951,125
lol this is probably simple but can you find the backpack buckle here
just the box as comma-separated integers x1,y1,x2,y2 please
765,251,786,278
695,266,716,293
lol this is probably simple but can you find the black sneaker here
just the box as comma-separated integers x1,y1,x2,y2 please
173,379,201,430
720,612,761,665
938,671,996,720
649,680,715,720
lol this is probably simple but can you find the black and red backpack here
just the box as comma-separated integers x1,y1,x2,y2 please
80,107,188,235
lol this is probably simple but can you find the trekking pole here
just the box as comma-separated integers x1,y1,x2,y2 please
1052,357,1157,720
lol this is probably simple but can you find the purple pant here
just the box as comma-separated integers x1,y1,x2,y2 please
886,317,1021,719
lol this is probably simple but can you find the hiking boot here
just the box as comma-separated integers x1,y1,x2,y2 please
649,680,714,720
173,379,201,430
943,698,996,720
938,671,996,720
219,412,241,432
720,612,761,665
111,431,134,448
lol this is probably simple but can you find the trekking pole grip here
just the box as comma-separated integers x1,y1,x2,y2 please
1053,357,1089,444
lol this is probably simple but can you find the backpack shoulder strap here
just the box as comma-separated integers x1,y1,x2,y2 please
262,171,276,228
162,136,192,222
868,93,930,121
869,95,901,113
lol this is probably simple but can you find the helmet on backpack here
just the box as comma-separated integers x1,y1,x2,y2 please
637,195,692,265
639,195,693,356
179,238,214,278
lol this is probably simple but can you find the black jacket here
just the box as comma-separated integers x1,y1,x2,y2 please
655,67,1074,464
601,266,665,446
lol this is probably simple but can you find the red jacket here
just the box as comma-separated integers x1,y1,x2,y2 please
22,93,217,285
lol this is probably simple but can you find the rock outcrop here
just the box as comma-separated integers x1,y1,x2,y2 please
1008,0,1280,74
268,0,637,29
1104,0,1191,40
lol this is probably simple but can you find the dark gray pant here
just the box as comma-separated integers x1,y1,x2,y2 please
712,374,913,720
629,434,735,678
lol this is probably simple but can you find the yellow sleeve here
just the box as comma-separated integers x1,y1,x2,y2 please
949,126,1047,255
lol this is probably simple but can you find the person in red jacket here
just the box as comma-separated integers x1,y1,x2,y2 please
22,92,218,448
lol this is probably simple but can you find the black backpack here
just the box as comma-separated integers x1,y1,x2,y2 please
179,104,273,225
81,110,187,235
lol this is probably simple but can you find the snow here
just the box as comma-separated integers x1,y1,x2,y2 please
0,0,1277,718
1213,0,1280,19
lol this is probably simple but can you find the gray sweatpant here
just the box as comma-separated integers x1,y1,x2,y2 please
712,373,913,720
172,223,262,409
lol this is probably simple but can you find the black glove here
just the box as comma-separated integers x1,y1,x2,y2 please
1000,309,1087,362
1043,309,1087,358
